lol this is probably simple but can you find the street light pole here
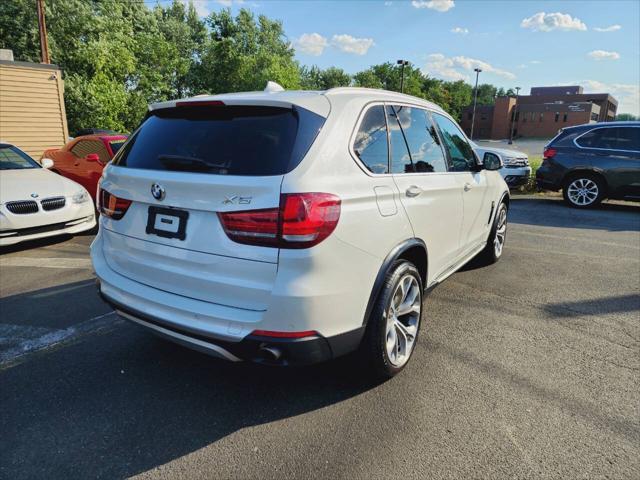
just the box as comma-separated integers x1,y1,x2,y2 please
508,86,521,145
397,59,409,93
469,68,482,140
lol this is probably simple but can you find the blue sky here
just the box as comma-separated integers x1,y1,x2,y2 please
162,0,640,115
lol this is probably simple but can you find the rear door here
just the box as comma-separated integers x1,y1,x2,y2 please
386,104,463,280
99,103,325,310
432,113,492,252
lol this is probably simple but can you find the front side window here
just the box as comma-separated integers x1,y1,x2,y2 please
432,113,477,172
386,105,447,174
353,105,389,174
0,146,40,170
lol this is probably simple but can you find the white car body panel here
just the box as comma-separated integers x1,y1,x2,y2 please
0,150,96,246
91,87,509,361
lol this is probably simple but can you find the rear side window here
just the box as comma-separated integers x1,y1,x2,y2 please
112,105,325,176
387,105,447,174
353,105,389,174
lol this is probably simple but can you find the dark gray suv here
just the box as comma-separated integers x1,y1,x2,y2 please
536,122,640,208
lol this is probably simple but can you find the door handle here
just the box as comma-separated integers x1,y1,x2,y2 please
463,183,472,192
405,185,422,197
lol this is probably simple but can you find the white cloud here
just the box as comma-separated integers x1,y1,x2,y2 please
384,1,393,5
594,24,622,32
575,80,640,116
216,0,245,6
411,1,455,12
530,60,542,64
180,0,211,17
424,53,516,81
294,33,328,56
588,50,620,61
521,12,587,32
517,64,527,69
451,27,469,35
331,34,375,55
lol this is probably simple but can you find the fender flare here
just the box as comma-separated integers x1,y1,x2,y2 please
361,238,428,326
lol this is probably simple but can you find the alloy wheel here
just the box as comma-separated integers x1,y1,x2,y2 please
567,178,599,206
385,274,421,367
494,207,507,258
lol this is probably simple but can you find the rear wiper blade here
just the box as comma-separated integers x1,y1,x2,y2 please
157,155,228,172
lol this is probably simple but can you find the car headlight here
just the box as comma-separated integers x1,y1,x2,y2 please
72,190,90,204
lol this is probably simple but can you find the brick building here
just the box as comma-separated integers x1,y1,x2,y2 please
460,86,618,140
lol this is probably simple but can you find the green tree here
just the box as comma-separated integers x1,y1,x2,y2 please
616,113,638,121
198,9,300,94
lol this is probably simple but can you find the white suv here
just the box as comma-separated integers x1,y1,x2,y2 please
91,86,509,378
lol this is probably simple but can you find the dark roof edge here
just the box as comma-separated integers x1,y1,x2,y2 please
0,60,61,71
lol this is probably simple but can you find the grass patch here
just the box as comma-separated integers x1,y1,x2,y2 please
512,155,542,194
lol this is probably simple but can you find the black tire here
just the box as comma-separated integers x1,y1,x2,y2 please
562,173,605,209
360,260,423,380
477,201,508,265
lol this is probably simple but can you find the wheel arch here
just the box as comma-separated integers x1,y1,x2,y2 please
362,238,428,327
562,168,608,193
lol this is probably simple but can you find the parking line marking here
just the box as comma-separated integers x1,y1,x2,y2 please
511,229,640,249
0,257,93,269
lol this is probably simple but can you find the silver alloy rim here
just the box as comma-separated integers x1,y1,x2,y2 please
494,207,507,257
567,178,598,206
385,274,421,367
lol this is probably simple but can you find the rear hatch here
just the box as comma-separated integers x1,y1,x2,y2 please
99,101,326,310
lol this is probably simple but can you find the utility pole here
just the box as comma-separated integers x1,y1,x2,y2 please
469,68,482,140
37,0,50,64
397,59,409,93
508,86,521,144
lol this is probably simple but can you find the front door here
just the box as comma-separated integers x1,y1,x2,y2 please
432,113,493,252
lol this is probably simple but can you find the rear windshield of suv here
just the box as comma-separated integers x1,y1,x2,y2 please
112,105,325,176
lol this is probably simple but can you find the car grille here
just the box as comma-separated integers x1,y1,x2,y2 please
41,197,66,211
6,200,39,214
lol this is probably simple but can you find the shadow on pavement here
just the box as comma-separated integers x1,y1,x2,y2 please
508,198,640,233
544,294,640,318
0,234,75,255
0,323,379,479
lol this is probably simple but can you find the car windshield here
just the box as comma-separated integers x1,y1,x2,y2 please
0,146,41,170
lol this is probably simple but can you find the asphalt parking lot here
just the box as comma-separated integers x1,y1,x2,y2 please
1,196,639,479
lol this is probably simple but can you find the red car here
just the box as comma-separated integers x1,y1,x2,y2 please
42,134,127,201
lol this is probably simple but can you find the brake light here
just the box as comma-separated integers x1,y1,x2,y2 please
175,100,225,107
543,147,557,159
98,188,132,220
218,193,341,249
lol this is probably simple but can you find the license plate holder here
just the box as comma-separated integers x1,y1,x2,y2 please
145,206,189,241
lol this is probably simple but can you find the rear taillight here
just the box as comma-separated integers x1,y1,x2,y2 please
543,147,557,159
218,193,341,249
98,188,132,220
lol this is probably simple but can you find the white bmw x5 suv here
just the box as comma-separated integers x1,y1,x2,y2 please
92,86,509,378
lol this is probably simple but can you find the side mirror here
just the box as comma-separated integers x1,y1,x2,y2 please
86,153,100,163
483,152,503,171
41,158,54,169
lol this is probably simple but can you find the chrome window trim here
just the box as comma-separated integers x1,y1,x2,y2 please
573,125,640,153
349,100,452,177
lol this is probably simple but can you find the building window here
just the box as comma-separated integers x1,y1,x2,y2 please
523,112,528,123
515,111,520,121
531,112,536,121
540,113,544,122
554,113,559,122
563,113,568,122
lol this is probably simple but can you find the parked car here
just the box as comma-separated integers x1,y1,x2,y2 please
42,134,128,201
537,122,640,208
471,142,531,188
0,142,96,246
92,86,509,378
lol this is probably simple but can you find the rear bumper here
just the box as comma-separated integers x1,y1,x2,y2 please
98,282,364,366
535,166,562,191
